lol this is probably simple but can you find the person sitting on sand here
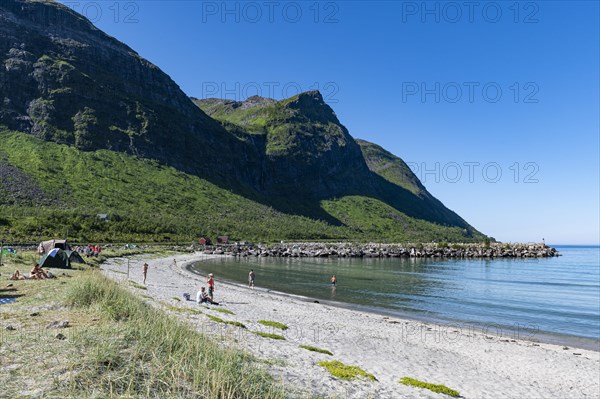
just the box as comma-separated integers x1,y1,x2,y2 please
10,270,26,280
196,287,219,305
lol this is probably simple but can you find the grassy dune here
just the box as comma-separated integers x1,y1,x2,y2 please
0,259,285,398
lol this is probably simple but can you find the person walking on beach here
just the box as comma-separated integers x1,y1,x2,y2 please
330,274,337,287
248,269,255,288
207,273,215,301
143,263,148,284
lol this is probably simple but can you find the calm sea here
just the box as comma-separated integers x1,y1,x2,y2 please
191,245,600,348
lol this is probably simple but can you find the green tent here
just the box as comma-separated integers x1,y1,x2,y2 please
38,249,85,269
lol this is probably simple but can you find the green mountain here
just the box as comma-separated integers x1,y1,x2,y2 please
0,0,485,243
195,94,474,230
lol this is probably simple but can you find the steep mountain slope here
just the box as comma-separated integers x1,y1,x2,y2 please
0,0,256,186
195,94,475,232
355,139,424,195
0,0,486,242
195,92,370,197
0,129,482,242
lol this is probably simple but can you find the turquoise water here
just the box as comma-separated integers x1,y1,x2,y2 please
192,246,600,344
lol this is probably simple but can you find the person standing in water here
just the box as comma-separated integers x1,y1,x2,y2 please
143,263,149,284
330,274,337,286
248,269,255,288
207,273,215,301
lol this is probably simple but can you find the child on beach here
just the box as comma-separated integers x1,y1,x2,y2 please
207,273,215,301
248,269,255,288
143,263,148,284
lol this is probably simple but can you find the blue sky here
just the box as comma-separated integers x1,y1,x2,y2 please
59,1,599,244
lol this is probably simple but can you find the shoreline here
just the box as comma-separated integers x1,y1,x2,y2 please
185,256,600,352
102,252,600,399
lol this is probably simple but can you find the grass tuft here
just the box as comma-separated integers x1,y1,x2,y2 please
253,331,286,340
299,345,333,355
165,305,203,315
127,280,147,290
63,272,282,397
399,377,460,397
318,360,377,381
257,320,288,330
213,308,235,315
207,315,246,329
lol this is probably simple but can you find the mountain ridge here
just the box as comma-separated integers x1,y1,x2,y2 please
0,0,486,242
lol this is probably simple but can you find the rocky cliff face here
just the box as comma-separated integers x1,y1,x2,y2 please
196,92,377,200
0,0,251,184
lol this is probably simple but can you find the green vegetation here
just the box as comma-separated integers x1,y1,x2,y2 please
128,280,147,290
0,264,284,398
317,361,377,382
356,139,423,195
0,129,483,243
0,129,342,242
321,196,477,243
253,332,286,340
299,345,333,355
213,308,235,315
399,377,461,397
165,305,203,315
258,320,289,330
207,315,247,329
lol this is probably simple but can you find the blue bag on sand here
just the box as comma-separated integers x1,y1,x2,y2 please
183,293,190,301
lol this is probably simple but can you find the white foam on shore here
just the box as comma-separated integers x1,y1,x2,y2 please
102,253,600,399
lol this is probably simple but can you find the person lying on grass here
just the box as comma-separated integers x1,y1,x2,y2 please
29,263,49,280
10,270,26,280
197,287,219,305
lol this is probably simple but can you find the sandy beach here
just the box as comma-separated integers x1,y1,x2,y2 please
102,253,600,399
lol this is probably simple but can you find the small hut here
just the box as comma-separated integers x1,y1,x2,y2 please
198,237,212,246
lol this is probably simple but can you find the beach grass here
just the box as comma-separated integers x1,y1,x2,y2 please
253,331,286,340
128,280,147,290
258,320,289,330
165,305,203,315
207,314,247,329
213,308,235,315
0,264,285,398
299,345,333,356
63,272,281,397
318,361,377,382
399,377,460,397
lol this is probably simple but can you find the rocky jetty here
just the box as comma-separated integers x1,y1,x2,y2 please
205,242,559,259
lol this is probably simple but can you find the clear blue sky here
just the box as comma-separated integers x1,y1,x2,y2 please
59,0,599,245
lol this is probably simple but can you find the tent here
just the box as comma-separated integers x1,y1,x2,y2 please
37,239,71,255
38,249,85,269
